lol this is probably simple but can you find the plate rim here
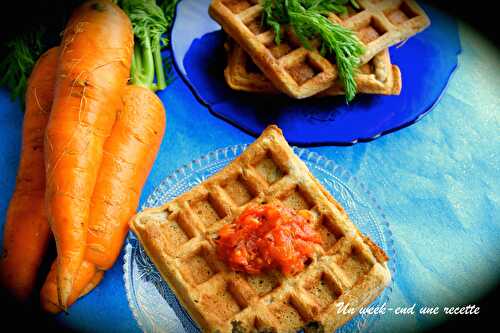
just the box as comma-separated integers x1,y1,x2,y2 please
169,0,462,147
123,143,397,332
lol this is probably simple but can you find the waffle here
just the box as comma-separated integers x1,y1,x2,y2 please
130,125,391,333
209,0,429,99
224,39,402,96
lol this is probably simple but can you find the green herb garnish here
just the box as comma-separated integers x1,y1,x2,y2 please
262,0,364,102
0,29,45,102
0,0,179,101
159,0,180,27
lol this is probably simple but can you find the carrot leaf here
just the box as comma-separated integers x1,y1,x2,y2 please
0,29,45,102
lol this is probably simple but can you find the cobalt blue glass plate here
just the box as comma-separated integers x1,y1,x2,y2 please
170,0,461,146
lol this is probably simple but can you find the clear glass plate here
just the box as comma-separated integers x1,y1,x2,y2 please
123,145,396,333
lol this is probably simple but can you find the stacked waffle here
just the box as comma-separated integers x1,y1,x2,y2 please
131,125,392,333
209,0,431,99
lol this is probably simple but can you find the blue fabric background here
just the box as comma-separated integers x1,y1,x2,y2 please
0,22,498,333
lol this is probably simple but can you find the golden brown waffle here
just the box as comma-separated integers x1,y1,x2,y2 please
209,0,429,99
130,125,391,333
224,39,402,96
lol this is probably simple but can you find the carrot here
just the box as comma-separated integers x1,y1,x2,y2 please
86,85,165,269
40,0,169,311
0,47,59,301
80,270,104,297
40,260,102,313
40,85,165,312
83,0,168,271
44,0,133,308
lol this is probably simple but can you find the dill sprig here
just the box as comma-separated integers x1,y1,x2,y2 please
262,0,364,102
0,29,45,101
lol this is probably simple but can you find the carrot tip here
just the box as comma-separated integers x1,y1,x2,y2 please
57,283,70,310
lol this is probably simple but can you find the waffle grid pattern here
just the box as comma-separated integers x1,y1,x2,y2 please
209,0,429,98
131,126,391,333
224,39,402,96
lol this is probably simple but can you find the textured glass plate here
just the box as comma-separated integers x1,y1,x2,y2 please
124,145,396,333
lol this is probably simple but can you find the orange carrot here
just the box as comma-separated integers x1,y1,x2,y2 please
40,260,102,313
86,85,165,269
0,47,59,301
44,0,133,308
80,270,104,297
40,85,165,312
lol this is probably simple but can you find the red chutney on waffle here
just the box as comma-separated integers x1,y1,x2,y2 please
216,203,322,276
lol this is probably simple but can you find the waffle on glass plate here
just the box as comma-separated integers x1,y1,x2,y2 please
224,39,402,96
130,126,391,333
209,0,429,99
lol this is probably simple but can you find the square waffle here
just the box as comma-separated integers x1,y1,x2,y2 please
130,125,391,333
224,38,402,96
209,0,429,99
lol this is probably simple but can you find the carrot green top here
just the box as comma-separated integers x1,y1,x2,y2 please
0,0,180,101
121,0,178,91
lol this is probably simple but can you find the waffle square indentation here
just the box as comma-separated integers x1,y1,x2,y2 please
181,247,218,285
286,57,322,86
357,17,388,44
223,175,255,207
246,17,267,35
384,1,419,25
254,153,285,185
337,246,373,287
269,297,306,329
245,271,281,297
191,194,226,227
317,215,344,252
158,214,191,254
281,187,314,211
304,272,342,309
199,281,243,322
221,0,254,14
265,32,302,60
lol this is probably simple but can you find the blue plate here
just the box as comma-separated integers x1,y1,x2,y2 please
171,0,461,146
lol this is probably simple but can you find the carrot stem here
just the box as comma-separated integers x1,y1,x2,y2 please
141,29,155,89
122,0,171,91
153,45,166,91
131,44,144,85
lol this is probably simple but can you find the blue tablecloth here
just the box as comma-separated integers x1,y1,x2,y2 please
0,21,498,333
